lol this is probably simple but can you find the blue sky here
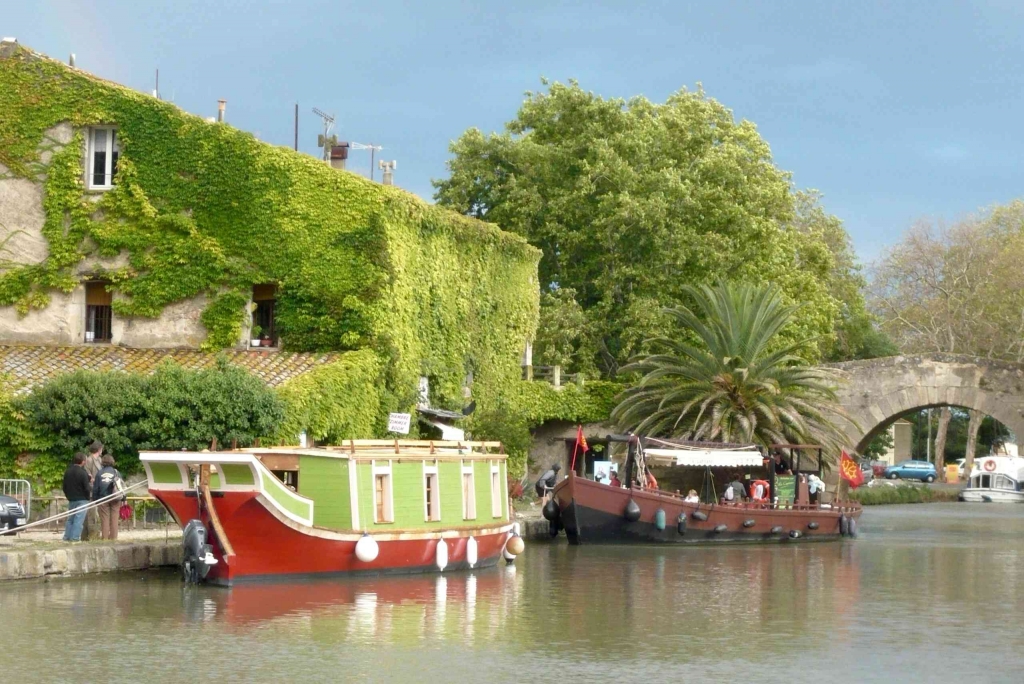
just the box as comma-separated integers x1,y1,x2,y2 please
5,0,1024,261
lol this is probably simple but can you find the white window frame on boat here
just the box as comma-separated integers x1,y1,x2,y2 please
461,461,476,520
86,126,119,190
490,462,502,518
372,460,394,524
423,460,441,522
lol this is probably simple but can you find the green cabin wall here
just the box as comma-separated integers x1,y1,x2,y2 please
354,459,507,531
298,455,351,530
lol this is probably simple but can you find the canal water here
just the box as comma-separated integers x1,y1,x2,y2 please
3,503,1023,683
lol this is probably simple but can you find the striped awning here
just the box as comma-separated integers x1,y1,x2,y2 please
644,448,765,468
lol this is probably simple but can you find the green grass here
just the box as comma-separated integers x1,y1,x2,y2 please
850,484,961,505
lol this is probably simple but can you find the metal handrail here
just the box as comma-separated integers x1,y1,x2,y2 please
1,479,32,523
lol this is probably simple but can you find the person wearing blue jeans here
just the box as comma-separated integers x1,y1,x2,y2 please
62,452,92,542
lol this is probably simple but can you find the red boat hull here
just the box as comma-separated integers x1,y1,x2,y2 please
552,473,861,544
155,490,513,585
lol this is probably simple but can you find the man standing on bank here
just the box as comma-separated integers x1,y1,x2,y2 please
92,455,125,540
61,453,92,542
81,441,103,540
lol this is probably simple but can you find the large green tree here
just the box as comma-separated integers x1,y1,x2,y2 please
435,80,844,377
612,282,848,457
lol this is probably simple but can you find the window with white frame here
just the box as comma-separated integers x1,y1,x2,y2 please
421,462,442,520
424,461,441,522
461,462,476,520
490,462,502,518
87,127,119,190
373,461,394,523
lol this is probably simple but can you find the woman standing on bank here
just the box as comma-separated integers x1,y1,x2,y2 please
91,455,125,540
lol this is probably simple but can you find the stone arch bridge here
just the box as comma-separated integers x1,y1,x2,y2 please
827,354,1024,454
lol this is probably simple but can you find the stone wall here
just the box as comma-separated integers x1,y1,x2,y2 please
0,541,181,581
0,122,212,349
528,420,618,481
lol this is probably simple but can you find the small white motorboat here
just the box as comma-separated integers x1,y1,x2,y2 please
962,456,1024,503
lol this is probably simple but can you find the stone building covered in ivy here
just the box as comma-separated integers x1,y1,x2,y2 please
0,39,541,443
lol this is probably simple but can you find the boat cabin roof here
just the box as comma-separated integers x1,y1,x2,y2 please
971,456,1024,480
140,439,506,463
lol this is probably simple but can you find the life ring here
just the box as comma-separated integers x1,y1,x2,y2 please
984,460,997,472
750,480,770,503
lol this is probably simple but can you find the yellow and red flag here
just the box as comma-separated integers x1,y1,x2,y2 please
839,449,865,489
570,425,588,471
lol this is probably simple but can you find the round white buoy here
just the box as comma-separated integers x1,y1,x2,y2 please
466,536,478,568
354,533,379,562
503,547,515,562
512,522,521,536
436,539,449,571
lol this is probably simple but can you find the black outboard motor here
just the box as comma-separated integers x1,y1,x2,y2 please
182,519,218,584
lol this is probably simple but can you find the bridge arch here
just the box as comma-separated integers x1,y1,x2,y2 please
828,354,1024,454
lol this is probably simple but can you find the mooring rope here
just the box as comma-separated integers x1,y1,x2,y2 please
3,480,150,536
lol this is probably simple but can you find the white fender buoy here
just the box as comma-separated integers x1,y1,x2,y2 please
466,536,478,568
436,539,449,571
503,547,516,564
354,533,379,562
512,522,521,536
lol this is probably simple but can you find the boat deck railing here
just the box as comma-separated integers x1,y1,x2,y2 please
622,485,861,511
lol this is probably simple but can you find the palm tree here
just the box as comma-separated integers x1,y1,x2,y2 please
612,282,849,459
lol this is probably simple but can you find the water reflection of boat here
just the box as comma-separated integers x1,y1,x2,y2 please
962,456,1024,503
217,572,506,625
552,436,862,544
141,441,523,585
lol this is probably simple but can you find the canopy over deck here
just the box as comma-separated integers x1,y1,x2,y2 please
644,447,764,468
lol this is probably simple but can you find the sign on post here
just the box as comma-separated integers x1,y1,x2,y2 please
387,412,411,434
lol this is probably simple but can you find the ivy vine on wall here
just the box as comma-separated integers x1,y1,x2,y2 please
0,44,542,456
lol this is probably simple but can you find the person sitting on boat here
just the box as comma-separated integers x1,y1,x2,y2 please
772,451,792,476
684,489,699,504
534,463,562,503
645,470,659,490
609,470,622,488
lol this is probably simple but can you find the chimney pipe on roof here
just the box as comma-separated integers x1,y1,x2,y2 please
217,99,226,122
330,143,349,171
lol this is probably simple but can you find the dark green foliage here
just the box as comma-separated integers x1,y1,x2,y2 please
15,361,284,486
862,428,895,459
436,80,845,375
469,380,623,475
613,282,848,459
850,485,960,505
906,409,1010,461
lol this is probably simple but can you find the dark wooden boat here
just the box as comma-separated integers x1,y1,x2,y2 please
551,436,862,544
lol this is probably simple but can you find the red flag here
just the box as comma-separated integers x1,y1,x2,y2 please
570,425,588,471
839,449,865,489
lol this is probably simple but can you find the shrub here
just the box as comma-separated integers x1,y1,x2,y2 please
16,360,284,485
849,484,961,505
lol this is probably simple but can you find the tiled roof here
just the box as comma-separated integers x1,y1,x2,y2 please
0,345,339,394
